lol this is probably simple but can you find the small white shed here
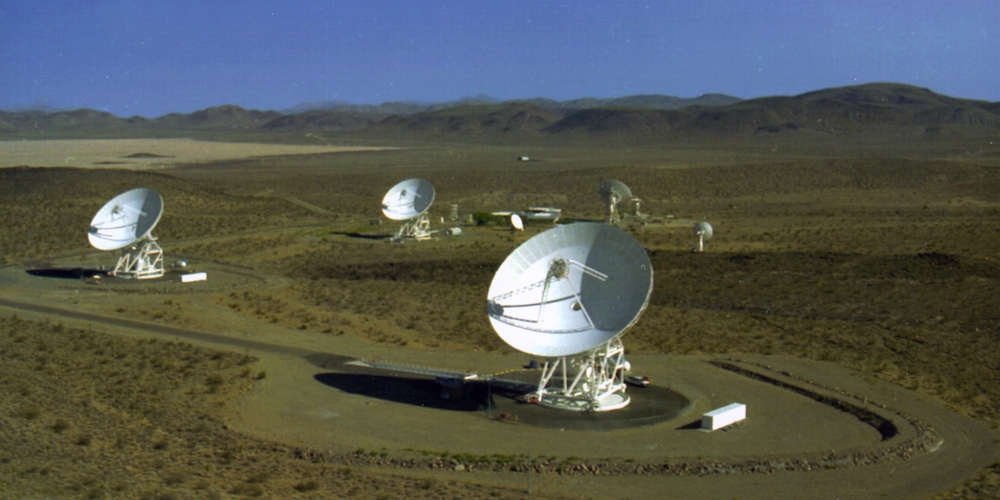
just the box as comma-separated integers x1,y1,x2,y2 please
701,403,746,430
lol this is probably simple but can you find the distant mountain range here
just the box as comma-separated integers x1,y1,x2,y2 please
1,100,67,114
279,93,742,115
2,84,997,141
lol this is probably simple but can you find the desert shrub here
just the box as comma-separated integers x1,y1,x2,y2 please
162,472,186,486
229,483,264,497
51,419,70,433
16,407,41,420
473,212,501,226
293,480,319,492
416,478,437,490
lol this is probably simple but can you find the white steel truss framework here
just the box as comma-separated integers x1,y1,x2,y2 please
531,335,631,412
112,235,164,279
393,214,434,241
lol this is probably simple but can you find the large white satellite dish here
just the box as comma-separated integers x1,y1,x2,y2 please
88,188,165,279
693,221,713,252
381,178,436,241
487,222,653,411
598,180,632,224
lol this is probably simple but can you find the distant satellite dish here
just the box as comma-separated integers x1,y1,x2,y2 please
693,221,713,252
381,178,436,241
510,213,524,231
631,197,643,218
597,180,632,224
487,222,652,411
88,188,165,279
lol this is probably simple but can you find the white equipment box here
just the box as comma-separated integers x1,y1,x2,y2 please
702,403,746,430
181,272,207,283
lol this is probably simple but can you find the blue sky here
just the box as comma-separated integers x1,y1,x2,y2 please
1,1,997,117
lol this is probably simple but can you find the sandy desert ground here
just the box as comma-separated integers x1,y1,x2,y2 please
0,138,389,169
1,138,999,499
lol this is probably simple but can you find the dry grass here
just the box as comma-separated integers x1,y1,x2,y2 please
2,137,999,498
0,315,544,499
0,167,320,265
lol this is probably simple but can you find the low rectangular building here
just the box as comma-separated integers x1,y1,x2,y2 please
701,403,746,430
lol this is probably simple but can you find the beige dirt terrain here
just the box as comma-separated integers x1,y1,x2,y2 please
0,139,389,169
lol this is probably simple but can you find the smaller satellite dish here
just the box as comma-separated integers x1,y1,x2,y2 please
510,213,524,231
631,197,643,217
88,188,163,251
381,178,437,241
381,178,435,221
693,221,713,252
598,180,632,205
598,180,632,223
88,188,166,279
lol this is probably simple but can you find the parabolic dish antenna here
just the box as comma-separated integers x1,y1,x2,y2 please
510,213,524,231
597,180,633,224
487,222,653,411
693,221,713,252
631,197,643,217
381,178,436,241
381,178,435,220
88,188,165,279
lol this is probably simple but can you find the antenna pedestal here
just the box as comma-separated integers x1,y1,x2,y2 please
692,222,713,252
599,180,632,225
530,336,631,412
393,214,434,241
606,198,621,224
112,236,164,279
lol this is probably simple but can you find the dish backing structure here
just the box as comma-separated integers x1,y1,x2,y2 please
87,188,165,279
381,178,436,241
486,222,653,411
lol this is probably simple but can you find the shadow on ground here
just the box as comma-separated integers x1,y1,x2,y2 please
337,232,393,240
26,267,108,280
314,372,485,411
313,366,695,430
